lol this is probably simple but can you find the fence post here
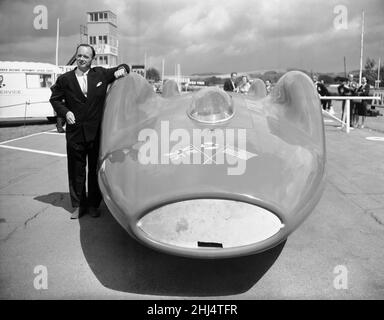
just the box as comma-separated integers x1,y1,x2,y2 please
345,99,350,134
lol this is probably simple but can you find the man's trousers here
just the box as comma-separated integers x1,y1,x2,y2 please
66,138,102,208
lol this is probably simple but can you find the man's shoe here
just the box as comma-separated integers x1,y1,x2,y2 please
88,206,100,218
70,207,86,219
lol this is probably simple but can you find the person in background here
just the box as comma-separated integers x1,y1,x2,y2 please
337,79,348,121
355,76,370,129
238,75,250,94
313,75,330,111
50,44,130,219
344,74,358,127
265,79,272,95
224,72,238,92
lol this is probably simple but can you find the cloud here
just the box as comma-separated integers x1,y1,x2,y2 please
0,0,383,74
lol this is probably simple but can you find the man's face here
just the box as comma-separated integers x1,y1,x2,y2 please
266,80,271,86
348,75,354,82
76,46,93,70
362,77,367,84
231,73,237,81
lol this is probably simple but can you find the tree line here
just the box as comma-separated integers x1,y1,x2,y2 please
144,57,384,87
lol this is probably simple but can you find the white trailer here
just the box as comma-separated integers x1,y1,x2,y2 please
0,61,64,122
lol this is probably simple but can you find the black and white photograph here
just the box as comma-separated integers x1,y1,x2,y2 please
0,0,383,303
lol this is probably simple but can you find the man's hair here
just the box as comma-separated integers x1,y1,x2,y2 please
231,72,237,77
76,44,96,58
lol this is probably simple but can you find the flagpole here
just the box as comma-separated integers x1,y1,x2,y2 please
55,18,60,66
343,56,347,78
161,59,165,83
358,11,364,86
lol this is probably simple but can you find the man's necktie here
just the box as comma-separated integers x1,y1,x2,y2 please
82,75,87,97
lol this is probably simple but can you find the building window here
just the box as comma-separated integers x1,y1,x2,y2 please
96,56,108,65
89,36,96,45
104,12,107,20
26,74,53,88
97,35,108,44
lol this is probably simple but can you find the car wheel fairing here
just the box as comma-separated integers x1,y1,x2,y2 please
99,71,326,258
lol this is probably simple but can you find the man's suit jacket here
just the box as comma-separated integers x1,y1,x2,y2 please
356,83,370,106
357,83,369,96
50,64,129,143
315,81,329,96
223,79,236,92
337,83,346,96
344,81,358,95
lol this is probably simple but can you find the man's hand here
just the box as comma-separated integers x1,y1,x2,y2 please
114,68,127,79
66,111,76,124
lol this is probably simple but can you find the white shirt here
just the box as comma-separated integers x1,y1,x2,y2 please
75,69,89,97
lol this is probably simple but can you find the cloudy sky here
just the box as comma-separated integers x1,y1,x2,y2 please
0,0,383,75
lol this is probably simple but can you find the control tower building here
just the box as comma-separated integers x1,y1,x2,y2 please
86,10,118,67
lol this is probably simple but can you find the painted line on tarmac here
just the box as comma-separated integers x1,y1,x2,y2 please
366,137,384,142
0,131,46,145
43,132,65,135
0,144,67,157
0,128,62,145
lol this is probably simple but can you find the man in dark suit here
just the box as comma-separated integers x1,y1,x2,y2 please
312,75,330,111
344,74,358,127
223,72,238,92
50,44,129,219
337,79,348,121
355,76,370,128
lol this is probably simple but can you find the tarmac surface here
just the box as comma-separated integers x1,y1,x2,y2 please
0,102,383,299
